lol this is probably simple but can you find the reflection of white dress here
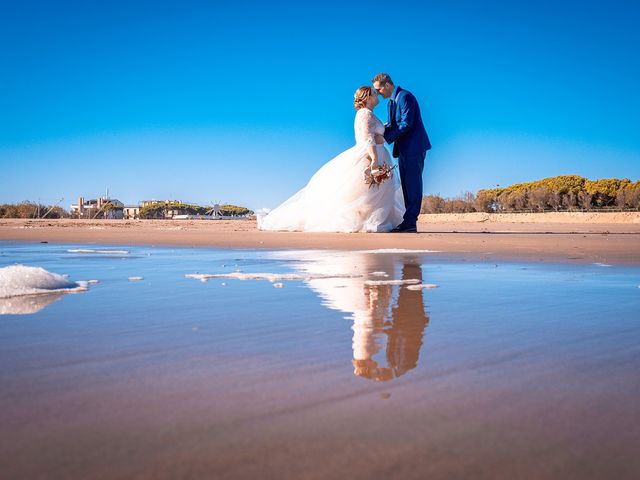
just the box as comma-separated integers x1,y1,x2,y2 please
258,108,404,233
272,250,429,382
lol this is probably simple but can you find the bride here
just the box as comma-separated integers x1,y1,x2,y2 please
257,86,404,233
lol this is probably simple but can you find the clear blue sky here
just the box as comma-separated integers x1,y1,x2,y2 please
1,0,639,210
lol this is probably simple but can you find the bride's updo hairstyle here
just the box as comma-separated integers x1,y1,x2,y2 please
354,86,372,110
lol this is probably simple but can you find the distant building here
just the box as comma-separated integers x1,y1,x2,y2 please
70,196,124,219
123,205,140,220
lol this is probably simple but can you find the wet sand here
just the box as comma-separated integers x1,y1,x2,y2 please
1,246,639,479
2,244,640,479
1,217,640,264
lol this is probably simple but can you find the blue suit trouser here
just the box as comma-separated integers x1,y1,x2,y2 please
398,151,426,227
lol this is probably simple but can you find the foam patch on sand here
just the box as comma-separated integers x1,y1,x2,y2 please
185,272,363,283
405,283,439,290
364,279,421,286
370,271,389,277
68,249,130,254
357,249,441,254
0,265,89,298
270,249,440,259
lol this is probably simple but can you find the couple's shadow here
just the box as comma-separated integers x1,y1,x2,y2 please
299,253,430,382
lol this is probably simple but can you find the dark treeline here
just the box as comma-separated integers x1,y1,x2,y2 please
138,201,209,219
0,202,68,218
421,176,640,214
1,201,254,219
138,202,253,219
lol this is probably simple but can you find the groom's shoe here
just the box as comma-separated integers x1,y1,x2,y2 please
391,224,418,233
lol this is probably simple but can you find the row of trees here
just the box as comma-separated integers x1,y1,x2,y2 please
0,202,68,218
218,204,254,216
421,176,640,214
0,201,254,219
138,202,253,219
138,201,209,219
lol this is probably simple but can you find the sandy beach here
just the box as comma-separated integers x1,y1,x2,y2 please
1,214,639,264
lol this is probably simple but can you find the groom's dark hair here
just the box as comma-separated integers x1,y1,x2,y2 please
372,73,393,85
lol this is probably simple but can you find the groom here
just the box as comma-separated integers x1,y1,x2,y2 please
373,73,431,233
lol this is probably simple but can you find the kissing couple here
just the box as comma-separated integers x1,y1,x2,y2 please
258,73,431,233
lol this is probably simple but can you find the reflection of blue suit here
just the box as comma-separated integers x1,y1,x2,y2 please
384,86,431,227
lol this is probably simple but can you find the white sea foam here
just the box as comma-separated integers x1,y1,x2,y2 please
185,272,362,283
370,271,389,277
128,276,144,281
270,249,440,259
593,263,612,267
356,249,441,254
67,249,129,254
405,283,439,290
364,278,421,286
0,265,88,299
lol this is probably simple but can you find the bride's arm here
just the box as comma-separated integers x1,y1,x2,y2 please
367,145,380,170
361,110,381,169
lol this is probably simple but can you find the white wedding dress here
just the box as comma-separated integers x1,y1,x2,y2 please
258,108,404,233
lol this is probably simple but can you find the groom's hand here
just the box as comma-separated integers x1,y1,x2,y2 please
375,134,385,145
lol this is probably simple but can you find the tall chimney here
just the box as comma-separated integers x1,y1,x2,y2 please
78,197,84,218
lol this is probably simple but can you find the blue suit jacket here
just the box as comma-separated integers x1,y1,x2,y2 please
383,86,431,158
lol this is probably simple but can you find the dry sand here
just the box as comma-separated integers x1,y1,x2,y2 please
1,215,639,264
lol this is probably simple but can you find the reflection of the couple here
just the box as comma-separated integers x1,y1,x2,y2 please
293,252,430,382
352,262,429,381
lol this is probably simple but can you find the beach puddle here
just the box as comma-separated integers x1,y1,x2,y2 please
1,241,640,479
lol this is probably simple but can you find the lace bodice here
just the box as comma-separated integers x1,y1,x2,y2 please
354,108,384,146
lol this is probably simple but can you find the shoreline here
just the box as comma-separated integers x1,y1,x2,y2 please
1,218,640,265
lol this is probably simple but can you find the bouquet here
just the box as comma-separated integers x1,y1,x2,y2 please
364,163,397,189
